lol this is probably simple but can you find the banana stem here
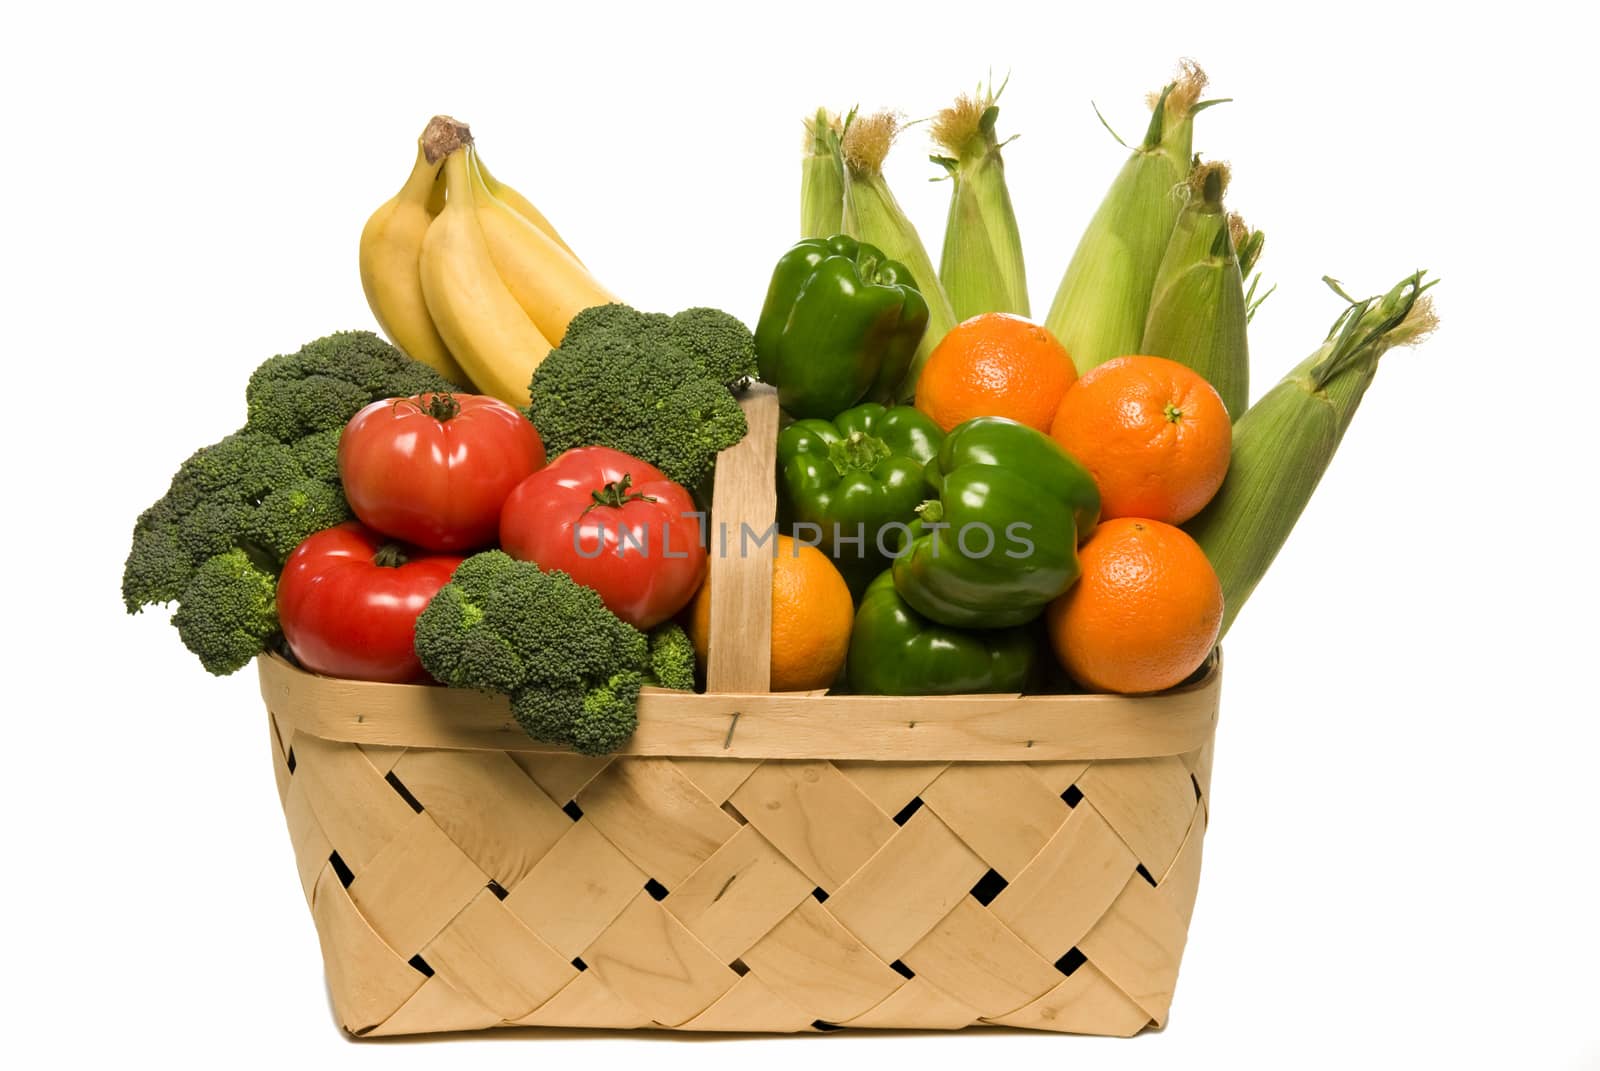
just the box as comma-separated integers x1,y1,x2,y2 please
422,115,472,163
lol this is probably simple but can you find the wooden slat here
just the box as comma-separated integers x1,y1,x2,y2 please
502,821,644,959
510,970,651,1030
822,807,988,962
1078,875,1190,1026
1157,810,1207,929
422,889,577,1020
346,811,491,954
581,894,741,1027
288,731,415,871
366,976,502,1037
664,825,814,961
677,972,815,1033
921,763,1070,878
900,897,1061,1019
507,752,611,805
258,653,1221,761
740,898,904,1023
989,803,1138,960
669,757,763,805
705,385,779,693
985,961,1152,1037
576,758,741,887
309,867,425,1035
730,761,897,891
280,776,332,907
1076,756,1199,877
842,976,980,1031
832,761,948,815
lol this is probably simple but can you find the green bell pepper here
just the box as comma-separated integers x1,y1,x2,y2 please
755,234,930,419
847,571,1037,695
892,417,1100,628
777,403,943,594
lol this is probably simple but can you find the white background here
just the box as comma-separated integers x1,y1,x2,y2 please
6,1,1597,1067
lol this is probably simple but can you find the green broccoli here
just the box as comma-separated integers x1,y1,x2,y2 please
528,303,757,487
413,552,694,755
123,330,456,675
646,622,696,691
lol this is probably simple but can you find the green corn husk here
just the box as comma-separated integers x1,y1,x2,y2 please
1044,61,1221,374
1187,271,1440,636
841,111,958,401
801,107,847,239
1141,160,1250,418
931,79,1028,320
1232,214,1274,323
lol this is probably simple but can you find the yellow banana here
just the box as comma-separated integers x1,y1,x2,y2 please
419,151,553,406
475,150,581,263
467,147,618,344
358,135,470,386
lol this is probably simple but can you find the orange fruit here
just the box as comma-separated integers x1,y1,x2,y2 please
1046,518,1223,695
1049,355,1231,524
915,312,1078,433
688,535,853,692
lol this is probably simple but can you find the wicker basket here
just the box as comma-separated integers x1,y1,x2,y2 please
258,385,1221,1037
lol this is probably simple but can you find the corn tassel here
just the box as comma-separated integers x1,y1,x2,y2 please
1044,61,1221,374
842,111,957,401
1186,271,1439,636
932,79,1028,319
801,108,847,239
1141,160,1250,417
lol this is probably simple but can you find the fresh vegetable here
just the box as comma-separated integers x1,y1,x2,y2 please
776,403,944,594
276,522,463,683
892,417,1101,628
1141,160,1250,417
755,234,929,419
915,312,1077,433
800,108,847,239
412,551,691,755
1046,518,1222,694
1235,214,1273,323
1187,272,1437,636
1050,355,1232,525
526,303,756,488
932,78,1028,320
499,446,706,629
339,391,545,551
124,331,455,675
358,118,469,384
841,111,958,401
848,571,1036,695
1043,62,1220,375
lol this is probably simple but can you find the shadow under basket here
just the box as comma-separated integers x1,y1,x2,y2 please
257,385,1222,1038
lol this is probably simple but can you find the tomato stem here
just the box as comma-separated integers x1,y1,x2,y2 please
585,473,658,513
373,543,410,568
423,392,461,421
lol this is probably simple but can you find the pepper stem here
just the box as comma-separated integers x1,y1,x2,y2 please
373,543,410,568
916,499,945,525
586,473,658,513
827,431,892,476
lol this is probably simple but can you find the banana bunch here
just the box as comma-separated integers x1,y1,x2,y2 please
359,115,617,405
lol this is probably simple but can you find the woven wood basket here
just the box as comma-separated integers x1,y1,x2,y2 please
258,385,1221,1037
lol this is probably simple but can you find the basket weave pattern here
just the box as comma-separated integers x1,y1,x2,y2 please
266,701,1211,1036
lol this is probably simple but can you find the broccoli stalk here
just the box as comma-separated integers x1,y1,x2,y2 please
413,552,694,756
527,304,757,487
123,330,457,675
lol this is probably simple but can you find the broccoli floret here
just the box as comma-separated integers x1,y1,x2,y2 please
414,552,656,755
528,303,756,487
170,549,280,676
245,330,458,442
124,331,450,675
646,623,696,691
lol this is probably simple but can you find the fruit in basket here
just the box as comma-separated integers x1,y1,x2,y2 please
413,551,692,755
892,417,1100,628
776,403,943,596
847,571,1036,695
755,233,930,419
914,312,1078,433
687,535,853,692
1141,160,1253,419
1050,355,1231,525
339,391,545,552
358,120,471,386
800,108,846,239
277,522,463,683
123,332,457,675
499,447,706,629
1188,272,1438,635
1046,517,1222,694
526,303,757,488
1044,61,1218,375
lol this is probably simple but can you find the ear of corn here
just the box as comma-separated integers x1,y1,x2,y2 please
1186,271,1440,636
932,78,1029,320
1232,214,1274,323
1141,160,1250,417
842,111,958,401
1044,61,1220,374
801,108,847,239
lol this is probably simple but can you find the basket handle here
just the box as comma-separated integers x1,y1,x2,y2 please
703,384,780,694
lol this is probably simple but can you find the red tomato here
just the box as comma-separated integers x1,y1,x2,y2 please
339,392,545,551
500,446,707,629
277,522,464,683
